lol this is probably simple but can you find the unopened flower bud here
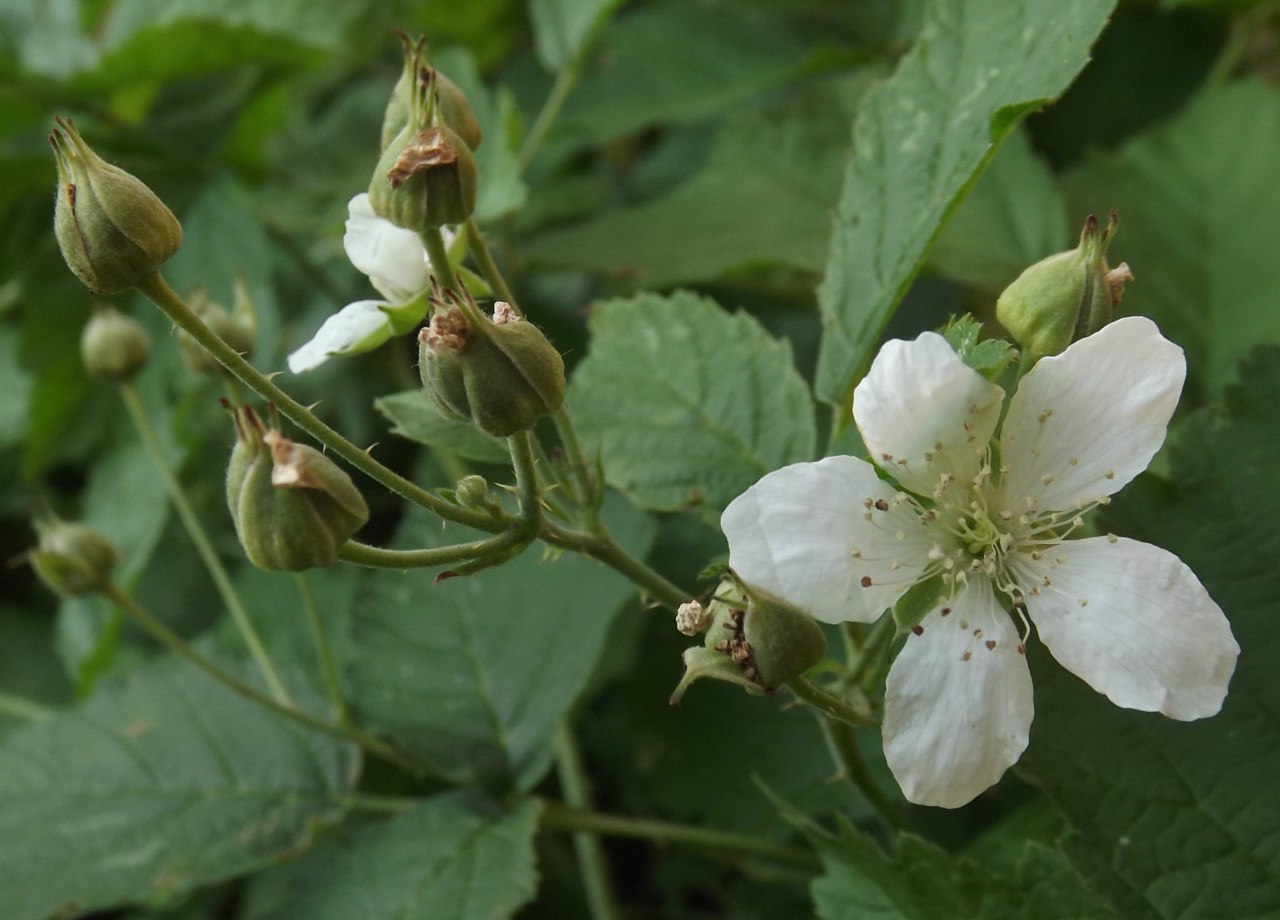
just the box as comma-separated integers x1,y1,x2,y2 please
418,297,565,437
370,124,478,231
30,517,119,597
454,474,490,508
670,575,826,703
382,33,483,151
49,117,182,294
180,282,257,374
80,305,150,381
226,405,369,571
997,212,1132,362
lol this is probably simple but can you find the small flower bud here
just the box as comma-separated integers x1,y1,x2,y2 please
670,575,826,703
996,212,1132,362
49,117,182,294
180,283,257,375
453,474,491,508
29,517,120,597
418,295,565,437
370,124,478,232
226,405,369,571
80,305,151,381
382,33,483,152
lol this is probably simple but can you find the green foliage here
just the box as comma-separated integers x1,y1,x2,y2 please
0,655,356,919
941,315,1018,381
1018,345,1280,919
569,291,816,519
376,389,510,463
530,0,625,71
243,793,541,919
815,0,1114,410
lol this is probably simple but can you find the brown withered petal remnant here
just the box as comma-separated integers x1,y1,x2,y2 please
387,128,458,188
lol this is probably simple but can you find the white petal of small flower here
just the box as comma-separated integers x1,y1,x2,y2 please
854,332,1005,501
343,193,431,302
882,576,1033,808
998,316,1185,513
286,300,394,373
721,456,937,624
1016,536,1239,720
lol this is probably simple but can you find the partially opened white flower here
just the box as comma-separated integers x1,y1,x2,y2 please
287,194,452,373
721,316,1239,808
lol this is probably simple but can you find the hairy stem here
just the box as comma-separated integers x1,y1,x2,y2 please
786,677,874,728
295,573,348,722
421,227,458,291
554,722,623,920
544,522,690,610
817,717,904,830
464,219,517,308
120,381,291,706
339,532,520,569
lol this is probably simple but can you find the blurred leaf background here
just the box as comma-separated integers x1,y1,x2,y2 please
1,0,1279,918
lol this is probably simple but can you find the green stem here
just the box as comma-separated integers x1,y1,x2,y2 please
544,522,690,610
119,381,292,706
539,801,820,871
464,219,518,308
847,616,895,689
817,717,904,830
295,573,347,722
554,722,623,920
102,583,423,776
421,227,458,291
136,272,498,533
508,429,544,536
786,677,874,728
338,532,519,569
517,65,580,172
0,691,53,721
553,409,599,523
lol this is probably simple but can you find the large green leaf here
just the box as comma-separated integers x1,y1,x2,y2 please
243,793,540,920
346,497,656,792
375,390,510,464
1018,346,1280,918
0,654,357,919
569,291,816,519
530,0,624,71
815,0,1114,410
1062,79,1280,394
522,85,859,286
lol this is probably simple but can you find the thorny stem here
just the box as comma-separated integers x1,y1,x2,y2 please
136,272,499,532
119,381,291,707
338,532,520,569
539,801,821,871
816,716,904,830
508,429,544,538
102,582,422,775
421,227,457,291
554,722,623,920
545,521,690,610
786,677,875,728
295,573,348,722
464,219,518,309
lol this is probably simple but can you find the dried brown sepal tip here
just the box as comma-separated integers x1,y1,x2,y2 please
50,117,181,294
670,573,826,704
30,517,120,597
381,31,483,152
225,404,369,572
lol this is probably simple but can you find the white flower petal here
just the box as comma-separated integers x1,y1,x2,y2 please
998,316,1185,512
343,193,430,302
1017,536,1238,720
721,456,937,625
882,577,1034,808
854,332,1005,500
286,300,394,373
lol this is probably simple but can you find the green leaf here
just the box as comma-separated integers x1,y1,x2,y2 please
530,0,624,71
807,818,1115,920
243,793,541,919
1018,345,1280,918
522,83,860,286
569,291,816,519
0,654,357,919
941,314,1018,381
556,1,823,144
1062,79,1280,394
375,390,510,464
929,126,1069,290
346,496,656,791
815,0,1114,409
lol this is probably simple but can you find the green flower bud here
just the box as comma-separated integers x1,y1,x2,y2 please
996,212,1133,362
370,124,478,231
418,298,566,437
80,305,151,382
49,117,182,294
454,474,490,508
29,517,120,597
180,282,257,375
670,575,827,703
382,33,483,152
226,405,369,571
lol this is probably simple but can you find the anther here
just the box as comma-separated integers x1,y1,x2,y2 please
911,625,924,636
860,576,872,588
984,640,996,650
940,607,951,616
961,651,972,662
874,498,888,511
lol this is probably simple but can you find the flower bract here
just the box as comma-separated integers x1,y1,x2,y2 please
721,316,1239,808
